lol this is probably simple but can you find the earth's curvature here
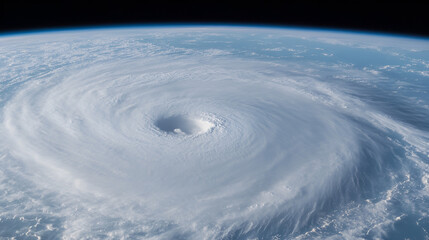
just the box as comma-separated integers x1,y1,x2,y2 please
0,26,428,239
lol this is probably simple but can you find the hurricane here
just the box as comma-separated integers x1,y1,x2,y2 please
0,26,428,239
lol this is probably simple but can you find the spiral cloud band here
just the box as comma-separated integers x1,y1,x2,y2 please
0,27,428,239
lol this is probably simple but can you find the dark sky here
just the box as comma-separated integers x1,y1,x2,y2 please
1,1,428,37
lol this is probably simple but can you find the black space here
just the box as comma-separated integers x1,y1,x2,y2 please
0,1,428,37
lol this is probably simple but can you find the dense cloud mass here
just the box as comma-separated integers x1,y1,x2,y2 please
0,27,428,239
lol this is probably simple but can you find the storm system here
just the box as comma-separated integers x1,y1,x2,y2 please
0,26,428,239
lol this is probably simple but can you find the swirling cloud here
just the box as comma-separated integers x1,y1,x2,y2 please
0,26,428,239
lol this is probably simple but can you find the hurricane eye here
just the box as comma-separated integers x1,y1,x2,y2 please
155,115,214,135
